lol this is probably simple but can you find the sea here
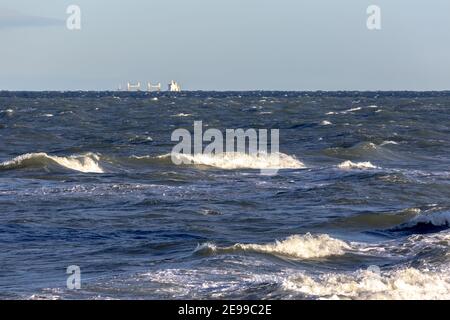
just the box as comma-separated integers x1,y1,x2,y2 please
0,91,449,300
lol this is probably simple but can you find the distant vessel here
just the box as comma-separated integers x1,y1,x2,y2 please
119,80,181,92
168,80,181,92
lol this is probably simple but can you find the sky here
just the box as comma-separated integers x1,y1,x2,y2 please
0,0,450,91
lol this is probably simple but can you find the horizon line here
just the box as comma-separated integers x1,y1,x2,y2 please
2,89,450,93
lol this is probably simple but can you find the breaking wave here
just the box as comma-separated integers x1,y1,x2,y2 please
283,266,450,300
337,160,379,170
197,228,450,262
195,233,350,259
390,211,450,233
0,153,104,173
159,152,305,170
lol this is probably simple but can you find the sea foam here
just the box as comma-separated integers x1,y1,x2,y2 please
283,266,450,300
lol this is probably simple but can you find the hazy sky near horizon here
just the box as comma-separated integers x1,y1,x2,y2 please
1,0,450,91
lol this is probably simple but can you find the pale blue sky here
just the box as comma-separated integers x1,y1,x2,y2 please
1,0,449,91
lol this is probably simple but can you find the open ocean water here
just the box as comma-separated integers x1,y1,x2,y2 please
0,91,449,300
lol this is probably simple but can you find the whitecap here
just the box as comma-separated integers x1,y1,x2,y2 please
380,141,399,146
337,160,379,170
283,266,450,300
343,107,362,113
173,113,192,117
196,233,350,259
394,211,450,229
0,153,104,173
167,152,305,170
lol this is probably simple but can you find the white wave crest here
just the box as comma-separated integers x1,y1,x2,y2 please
337,160,379,170
344,107,362,113
380,141,399,146
0,153,104,173
397,211,450,229
320,120,332,126
196,233,350,259
283,267,450,300
167,152,305,170
172,113,192,117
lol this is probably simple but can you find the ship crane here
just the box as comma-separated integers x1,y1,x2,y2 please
147,82,161,92
127,82,141,91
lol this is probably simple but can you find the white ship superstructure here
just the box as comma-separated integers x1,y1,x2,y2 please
168,80,181,92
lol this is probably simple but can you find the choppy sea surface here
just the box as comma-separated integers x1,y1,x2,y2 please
1,91,450,300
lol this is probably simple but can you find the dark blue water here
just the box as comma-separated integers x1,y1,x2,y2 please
1,91,449,299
